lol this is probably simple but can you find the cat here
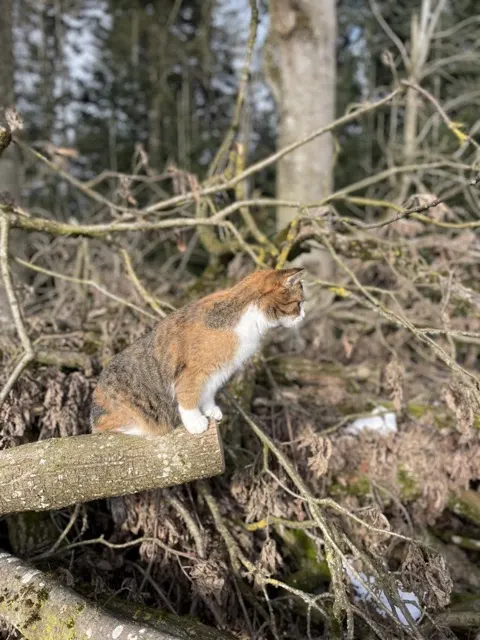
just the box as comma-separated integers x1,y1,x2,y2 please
90,268,305,436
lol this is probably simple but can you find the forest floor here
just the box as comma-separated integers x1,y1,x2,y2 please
1,254,479,640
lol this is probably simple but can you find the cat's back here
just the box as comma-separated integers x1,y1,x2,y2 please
98,279,257,388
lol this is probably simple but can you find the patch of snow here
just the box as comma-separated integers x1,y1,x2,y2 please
345,407,397,436
345,564,422,626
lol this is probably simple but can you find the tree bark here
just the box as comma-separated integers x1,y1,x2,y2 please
105,598,237,640
0,550,234,640
0,0,24,328
0,423,224,515
268,0,336,226
268,0,336,288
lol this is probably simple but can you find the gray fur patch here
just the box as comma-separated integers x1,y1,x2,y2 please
204,299,246,329
90,402,108,427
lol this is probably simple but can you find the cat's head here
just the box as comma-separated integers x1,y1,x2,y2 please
257,268,306,328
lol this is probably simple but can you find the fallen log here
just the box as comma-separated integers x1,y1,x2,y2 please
105,598,237,640
0,550,234,640
0,422,224,515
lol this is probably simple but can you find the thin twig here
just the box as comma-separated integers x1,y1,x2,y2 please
48,503,82,555
0,218,34,407
121,249,173,317
16,257,157,319
208,0,259,178
403,80,480,150
32,535,196,562
319,232,480,398
197,481,331,621
341,175,480,230
166,493,205,560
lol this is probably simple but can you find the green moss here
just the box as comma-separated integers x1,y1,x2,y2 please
278,528,330,592
448,490,480,526
349,475,371,497
378,400,480,430
329,475,371,498
76,602,86,613
37,587,50,604
82,339,101,355
397,465,420,501
286,565,329,592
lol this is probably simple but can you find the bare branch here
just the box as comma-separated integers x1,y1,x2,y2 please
340,174,480,229
0,217,34,405
0,423,224,515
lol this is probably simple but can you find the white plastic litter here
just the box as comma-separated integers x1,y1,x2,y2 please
345,406,397,436
345,564,422,626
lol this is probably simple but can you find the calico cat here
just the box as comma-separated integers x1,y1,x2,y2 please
90,268,305,436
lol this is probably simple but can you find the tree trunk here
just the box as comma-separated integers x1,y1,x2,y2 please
0,0,25,329
0,423,224,515
0,550,234,640
147,0,172,170
0,0,27,329
269,0,336,222
268,0,336,282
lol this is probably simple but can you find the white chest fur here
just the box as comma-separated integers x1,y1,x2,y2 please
200,305,273,407
234,304,273,365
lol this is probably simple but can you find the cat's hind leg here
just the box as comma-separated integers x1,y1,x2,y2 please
90,389,172,436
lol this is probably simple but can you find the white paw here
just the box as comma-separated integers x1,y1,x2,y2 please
179,407,209,435
204,405,223,421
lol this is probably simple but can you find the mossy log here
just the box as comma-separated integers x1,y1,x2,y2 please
0,423,224,515
0,550,234,640
105,597,237,640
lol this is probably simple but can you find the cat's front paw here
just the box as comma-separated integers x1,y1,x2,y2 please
204,405,223,421
179,407,209,435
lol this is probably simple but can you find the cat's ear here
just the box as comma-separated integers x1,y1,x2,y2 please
278,268,305,287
